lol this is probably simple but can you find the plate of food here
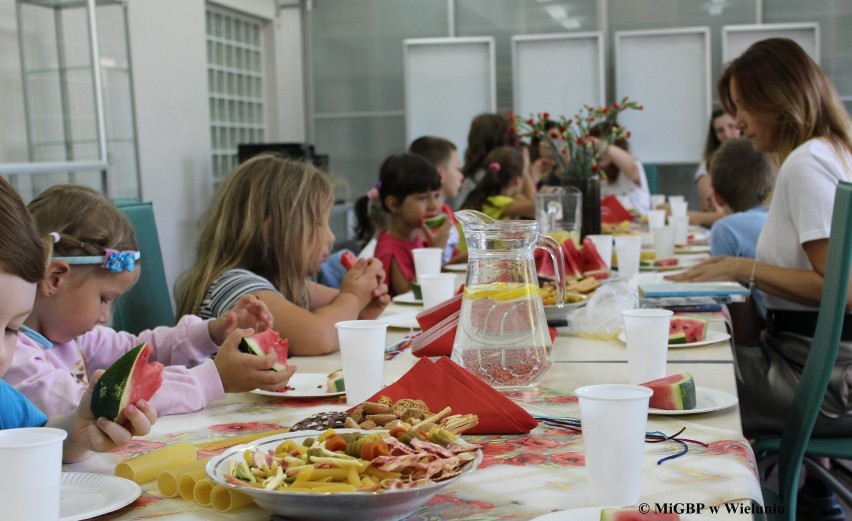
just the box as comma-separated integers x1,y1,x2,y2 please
385,311,421,330
649,387,738,415
206,428,482,521
617,329,730,349
392,291,422,305
251,372,345,398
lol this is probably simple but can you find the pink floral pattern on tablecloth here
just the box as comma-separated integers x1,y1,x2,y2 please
208,421,281,433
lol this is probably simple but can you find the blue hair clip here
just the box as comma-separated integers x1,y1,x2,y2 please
54,249,141,273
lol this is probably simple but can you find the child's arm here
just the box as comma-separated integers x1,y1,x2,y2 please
252,259,388,355
600,143,642,185
48,370,156,463
213,328,298,392
500,195,537,220
387,257,413,296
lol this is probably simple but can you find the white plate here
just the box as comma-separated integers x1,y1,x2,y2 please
443,263,467,272
392,291,422,305
60,472,141,521
675,244,711,254
530,507,614,521
649,386,739,415
251,373,344,398
617,329,730,349
385,311,421,330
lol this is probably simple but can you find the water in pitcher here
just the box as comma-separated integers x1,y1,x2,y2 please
452,282,553,388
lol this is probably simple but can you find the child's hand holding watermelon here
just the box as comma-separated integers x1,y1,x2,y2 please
213,328,297,393
208,294,274,346
421,213,451,250
52,369,158,463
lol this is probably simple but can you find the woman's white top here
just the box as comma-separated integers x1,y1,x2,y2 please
599,159,651,214
757,138,852,311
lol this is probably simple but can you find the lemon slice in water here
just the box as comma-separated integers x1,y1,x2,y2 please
463,282,540,302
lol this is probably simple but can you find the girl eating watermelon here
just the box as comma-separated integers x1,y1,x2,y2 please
0,176,155,462
5,184,296,418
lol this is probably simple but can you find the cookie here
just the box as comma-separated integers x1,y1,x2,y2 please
289,411,349,432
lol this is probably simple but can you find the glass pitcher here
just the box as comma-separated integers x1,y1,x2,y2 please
452,210,566,389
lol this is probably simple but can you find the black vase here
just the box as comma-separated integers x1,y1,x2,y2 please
564,175,601,239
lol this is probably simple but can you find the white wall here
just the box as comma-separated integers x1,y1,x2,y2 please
0,0,28,163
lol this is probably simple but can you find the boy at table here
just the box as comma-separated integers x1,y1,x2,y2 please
0,176,156,462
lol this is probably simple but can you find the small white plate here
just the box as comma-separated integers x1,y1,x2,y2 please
617,329,730,349
251,373,344,398
675,244,711,254
392,291,422,305
649,386,739,415
443,263,467,272
385,311,421,330
60,472,141,521
530,507,614,521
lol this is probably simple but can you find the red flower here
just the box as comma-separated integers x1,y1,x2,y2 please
543,111,550,120
591,165,599,172
550,451,586,466
481,442,518,454
209,422,281,433
577,137,586,146
601,107,609,114
519,437,564,450
502,452,547,466
549,131,559,139
638,105,644,110
705,440,754,460
545,395,577,404
527,118,535,125
508,111,515,121
114,440,166,455
612,102,619,109
626,131,632,138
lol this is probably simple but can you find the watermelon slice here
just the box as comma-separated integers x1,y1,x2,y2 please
326,369,345,393
640,373,696,410
91,343,164,423
600,507,680,520
423,214,448,229
340,251,357,271
239,330,289,372
580,237,610,280
561,239,584,278
669,317,708,344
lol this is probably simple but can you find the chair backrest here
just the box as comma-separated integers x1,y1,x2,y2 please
643,163,659,194
111,200,175,334
777,180,852,508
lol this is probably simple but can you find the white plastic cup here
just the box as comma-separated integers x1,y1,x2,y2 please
586,234,613,270
650,194,666,209
646,209,666,242
667,195,685,204
412,248,443,279
576,384,652,506
670,200,688,218
418,273,457,309
0,427,68,520
652,225,675,260
670,215,690,246
622,309,673,384
614,236,642,280
335,320,389,406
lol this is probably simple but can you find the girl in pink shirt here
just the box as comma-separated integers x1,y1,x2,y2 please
6,185,296,417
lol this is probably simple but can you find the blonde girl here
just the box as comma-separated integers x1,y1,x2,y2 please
7,184,291,418
176,155,389,356
0,177,154,462
460,146,536,220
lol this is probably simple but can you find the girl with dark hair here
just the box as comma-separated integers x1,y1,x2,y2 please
461,146,535,220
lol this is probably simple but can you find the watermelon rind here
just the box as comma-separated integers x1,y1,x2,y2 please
239,331,289,372
668,332,688,344
424,214,448,229
641,373,697,410
326,369,345,392
91,343,152,422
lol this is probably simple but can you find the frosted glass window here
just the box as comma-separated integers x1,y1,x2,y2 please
206,7,265,181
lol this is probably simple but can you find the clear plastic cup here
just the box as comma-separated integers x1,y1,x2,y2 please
412,248,443,279
670,200,688,218
576,384,652,506
418,273,457,309
0,427,67,520
670,215,690,246
646,210,666,241
622,308,673,384
614,236,642,280
652,225,675,260
586,235,613,270
335,320,389,406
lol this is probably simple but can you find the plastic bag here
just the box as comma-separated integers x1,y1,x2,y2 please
567,279,638,339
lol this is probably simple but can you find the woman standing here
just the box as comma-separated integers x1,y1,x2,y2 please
668,38,852,518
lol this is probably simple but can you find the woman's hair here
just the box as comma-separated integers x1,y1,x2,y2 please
0,177,46,283
175,155,334,317
408,136,456,169
27,184,137,269
702,107,728,165
718,37,852,164
710,138,774,213
589,123,630,182
354,153,442,245
460,146,524,212
462,113,518,179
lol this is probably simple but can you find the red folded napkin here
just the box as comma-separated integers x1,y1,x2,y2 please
359,357,538,434
410,310,459,357
416,292,463,330
601,194,633,224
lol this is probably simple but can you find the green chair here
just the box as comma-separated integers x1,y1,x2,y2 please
751,180,852,519
111,199,175,334
643,163,659,195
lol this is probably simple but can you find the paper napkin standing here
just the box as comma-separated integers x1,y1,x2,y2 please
360,357,538,434
601,194,633,224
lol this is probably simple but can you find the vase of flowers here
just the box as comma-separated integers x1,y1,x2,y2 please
512,97,642,238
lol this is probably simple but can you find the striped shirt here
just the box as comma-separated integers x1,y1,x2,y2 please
197,269,278,319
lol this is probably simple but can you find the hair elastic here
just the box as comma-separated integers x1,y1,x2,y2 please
53,249,141,273
49,232,61,244
366,180,382,200
487,162,501,172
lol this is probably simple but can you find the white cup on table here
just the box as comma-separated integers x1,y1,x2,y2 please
418,273,457,309
670,215,690,246
650,194,666,209
614,236,642,280
335,320,389,406
668,195,685,204
622,308,673,384
0,427,67,520
412,248,442,279
670,200,688,218
646,209,666,242
652,225,675,260
576,384,652,506
585,235,613,270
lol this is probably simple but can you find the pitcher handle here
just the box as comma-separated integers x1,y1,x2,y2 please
537,235,565,307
